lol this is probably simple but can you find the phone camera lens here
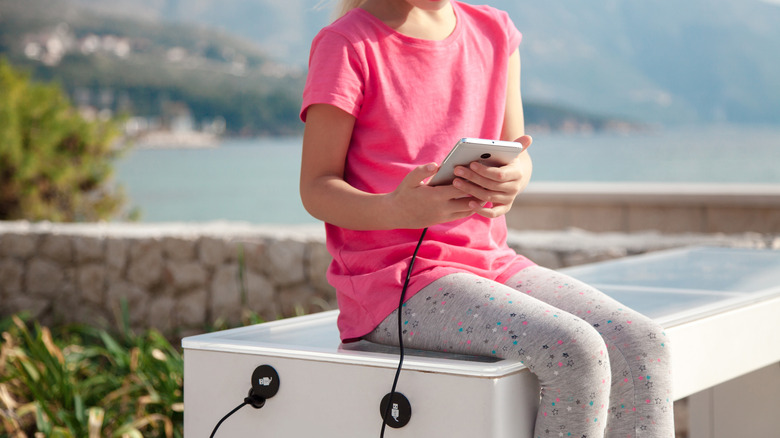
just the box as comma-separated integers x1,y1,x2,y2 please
480,153,491,159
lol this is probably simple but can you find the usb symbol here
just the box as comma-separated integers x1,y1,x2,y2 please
258,376,273,386
391,403,400,422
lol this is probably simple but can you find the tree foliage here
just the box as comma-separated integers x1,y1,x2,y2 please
0,58,124,221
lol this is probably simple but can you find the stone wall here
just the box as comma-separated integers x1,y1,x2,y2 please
1,220,777,336
0,221,333,336
510,182,780,234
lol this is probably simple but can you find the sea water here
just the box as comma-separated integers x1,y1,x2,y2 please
114,124,780,224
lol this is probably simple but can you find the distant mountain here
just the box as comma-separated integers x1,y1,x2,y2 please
5,0,779,129
67,0,328,64
492,0,780,125
65,0,780,126
0,0,305,136
1,0,632,135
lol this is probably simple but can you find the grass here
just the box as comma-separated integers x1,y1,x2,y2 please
0,298,271,438
0,306,184,438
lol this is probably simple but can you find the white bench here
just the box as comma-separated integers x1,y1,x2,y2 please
183,246,780,437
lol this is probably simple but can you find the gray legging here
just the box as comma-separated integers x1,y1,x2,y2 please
365,266,674,438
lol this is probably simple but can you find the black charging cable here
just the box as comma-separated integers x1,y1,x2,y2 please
210,390,266,438
210,365,280,437
380,227,428,437
207,226,425,438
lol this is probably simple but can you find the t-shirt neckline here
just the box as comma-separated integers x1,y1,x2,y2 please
353,2,463,47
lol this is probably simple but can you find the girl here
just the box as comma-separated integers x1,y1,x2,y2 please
300,1,674,436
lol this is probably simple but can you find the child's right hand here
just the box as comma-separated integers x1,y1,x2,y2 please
386,163,477,229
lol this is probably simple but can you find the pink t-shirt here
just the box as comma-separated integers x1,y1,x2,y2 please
301,1,534,342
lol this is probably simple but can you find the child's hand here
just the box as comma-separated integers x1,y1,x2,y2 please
387,163,477,229
450,135,533,219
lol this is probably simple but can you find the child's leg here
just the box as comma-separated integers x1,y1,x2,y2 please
365,272,612,438
506,266,674,438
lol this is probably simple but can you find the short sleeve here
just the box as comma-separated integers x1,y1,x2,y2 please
300,30,365,122
501,10,522,53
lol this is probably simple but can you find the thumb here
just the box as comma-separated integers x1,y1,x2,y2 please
515,135,533,150
403,163,439,187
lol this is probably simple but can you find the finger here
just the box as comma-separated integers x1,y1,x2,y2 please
450,198,479,213
470,201,511,219
424,198,475,224
431,183,476,200
403,163,439,187
458,166,513,191
468,160,523,184
452,177,515,204
462,136,531,184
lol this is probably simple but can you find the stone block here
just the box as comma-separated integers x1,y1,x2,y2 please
40,234,74,263
163,236,197,261
1,295,50,320
506,204,570,231
627,205,706,233
70,303,111,329
265,239,306,286
106,238,129,281
26,258,65,297
78,263,106,305
0,259,24,295
49,285,83,325
515,248,562,269
706,207,780,234
148,294,177,333
106,281,149,326
0,233,38,259
306,241,333,294
176,288,208,327
561,247,628,268
245,270,278,321
568,205,626,233
242,240,267,275
74,236,104,263
165,261,208,292
199,237,227,267
127,239,164,289
210,264,241,324
224,240,242,264
277,284,332,318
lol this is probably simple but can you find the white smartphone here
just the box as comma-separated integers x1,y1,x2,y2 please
427,138,526,186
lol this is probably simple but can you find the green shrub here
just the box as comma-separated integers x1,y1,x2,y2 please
0,57,126,222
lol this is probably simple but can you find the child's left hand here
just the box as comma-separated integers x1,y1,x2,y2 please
450,135,533,219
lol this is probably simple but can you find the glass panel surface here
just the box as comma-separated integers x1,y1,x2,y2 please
561,247,780,294
592,286,736,319
185,247,780,366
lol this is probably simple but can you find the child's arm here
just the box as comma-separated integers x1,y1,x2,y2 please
300,104,477,230
451,49,534,219
501,49,528,144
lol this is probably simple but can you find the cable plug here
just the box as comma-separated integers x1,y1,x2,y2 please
245,388,266,409
209,364,280,437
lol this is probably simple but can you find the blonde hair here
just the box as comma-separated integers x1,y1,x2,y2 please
334,0,366,20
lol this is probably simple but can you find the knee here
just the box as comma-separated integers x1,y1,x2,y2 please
552,318,612,381
633,314,670,353
644,316,672,368
612,312,672,367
